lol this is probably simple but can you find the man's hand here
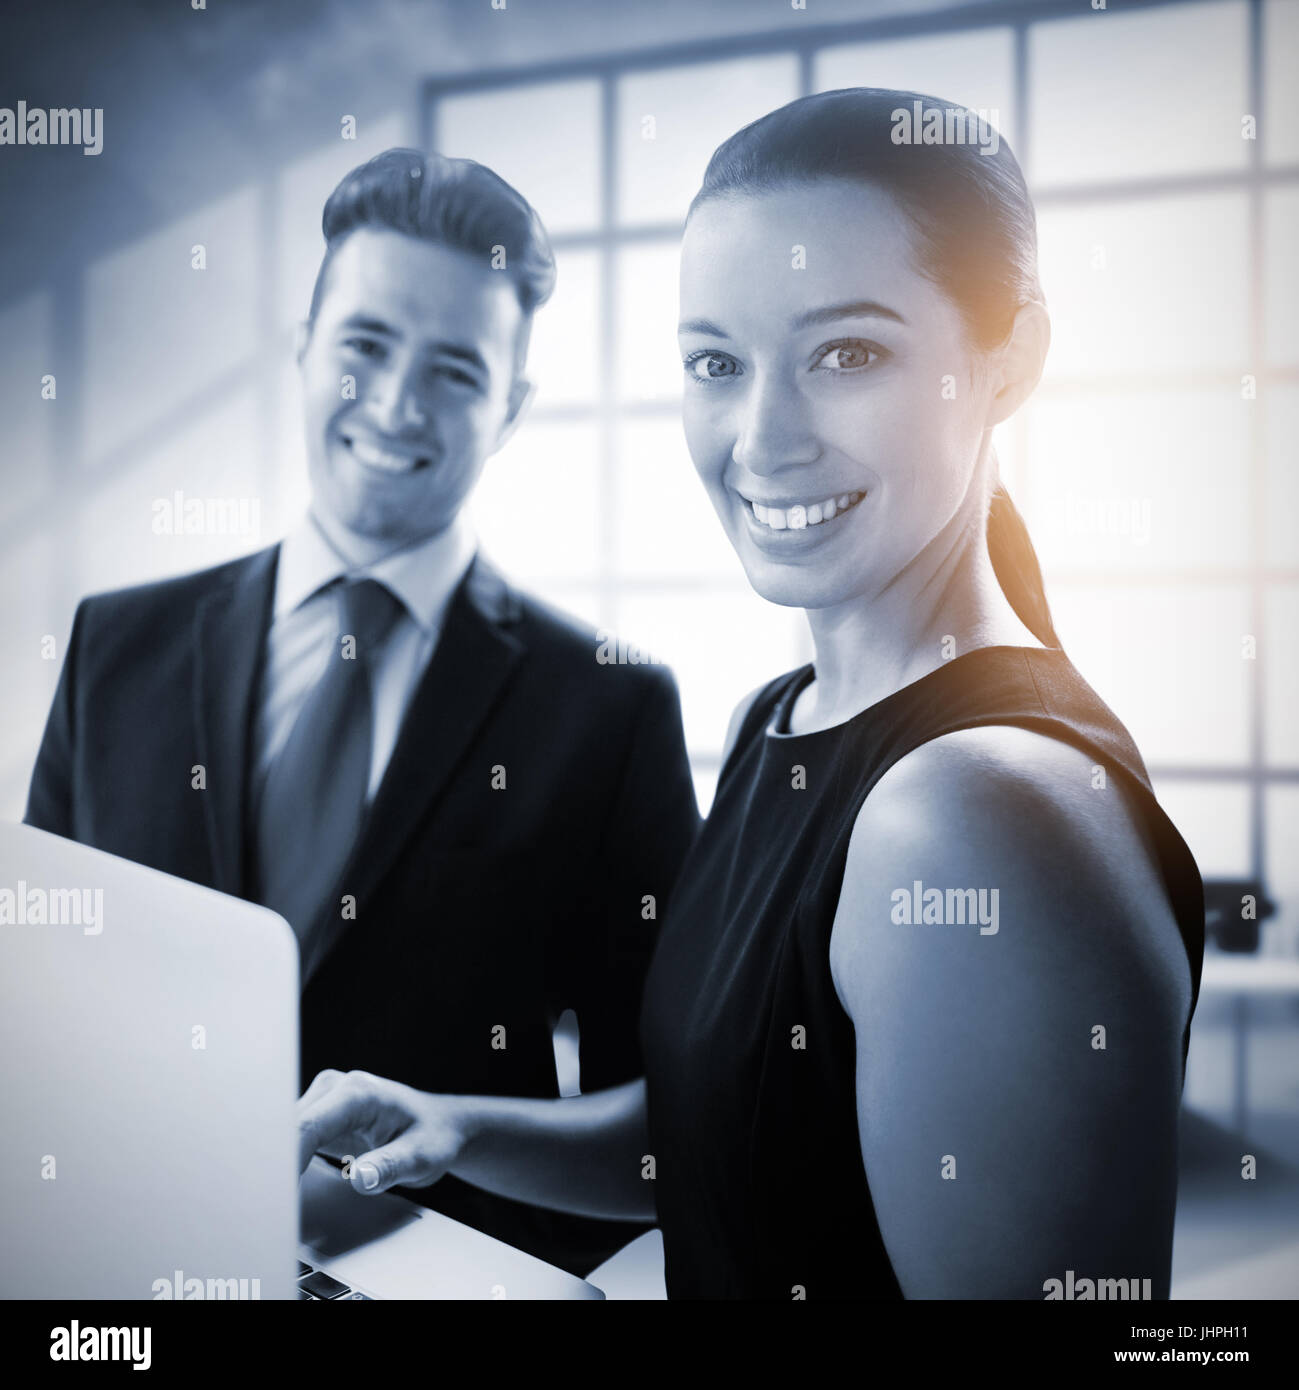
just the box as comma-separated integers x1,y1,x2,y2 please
297,1069,471,1195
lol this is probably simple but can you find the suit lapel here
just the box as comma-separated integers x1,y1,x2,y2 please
192,545,280,897
329,551,526,918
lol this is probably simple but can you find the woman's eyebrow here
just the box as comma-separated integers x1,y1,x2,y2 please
793,300,907,328
678,301,907,339
678,317,729,338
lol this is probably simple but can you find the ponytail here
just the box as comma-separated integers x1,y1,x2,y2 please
986,482,1061,650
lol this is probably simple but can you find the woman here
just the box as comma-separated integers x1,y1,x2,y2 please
298,89,1203,1300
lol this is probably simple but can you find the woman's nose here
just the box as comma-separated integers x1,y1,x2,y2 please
731,376,819,476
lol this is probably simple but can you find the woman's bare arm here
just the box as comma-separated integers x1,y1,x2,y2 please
829,724,1192,1299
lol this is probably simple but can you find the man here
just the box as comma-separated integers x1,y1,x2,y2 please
24,149,700,1277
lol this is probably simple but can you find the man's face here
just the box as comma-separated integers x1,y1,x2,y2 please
298,226,529,547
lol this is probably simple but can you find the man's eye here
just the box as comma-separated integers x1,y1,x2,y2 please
434,364,480,389
342,337,383,359
812,340,880,372
684,351,741,383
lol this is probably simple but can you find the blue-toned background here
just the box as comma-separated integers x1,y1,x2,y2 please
2,0,1296,1298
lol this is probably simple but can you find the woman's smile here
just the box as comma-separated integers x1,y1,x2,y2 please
735,485,869,552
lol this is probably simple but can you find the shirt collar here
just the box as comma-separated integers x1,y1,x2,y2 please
274,510,477,636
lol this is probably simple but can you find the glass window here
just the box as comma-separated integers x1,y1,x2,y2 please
438,80,602,235
1048,584,1252,766
527,248,600,410
616,239,682,403
1264,188,1299,366
1153,780,1252,877
1022,389,1252,572
1264,0,1299,166
1264,387,1299,568
614,419,745,581
1265,789,1299,953
1036,193,1250,377
616,56,799,226
1029,1,1249,185
616,588,808,755
1265,586,1299,766
468,420,601,581
814,27,1017,143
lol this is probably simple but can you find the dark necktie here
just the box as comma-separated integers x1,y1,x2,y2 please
252,576,405,984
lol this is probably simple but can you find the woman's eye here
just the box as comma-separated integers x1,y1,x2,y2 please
813,340,879,372
684,351,741,383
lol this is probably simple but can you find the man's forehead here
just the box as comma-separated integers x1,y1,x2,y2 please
321,228,520,334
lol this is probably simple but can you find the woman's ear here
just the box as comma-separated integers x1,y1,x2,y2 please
986,302,1050,428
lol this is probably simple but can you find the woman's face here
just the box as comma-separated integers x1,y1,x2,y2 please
678,180,997,612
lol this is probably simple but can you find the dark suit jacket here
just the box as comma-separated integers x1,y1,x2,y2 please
24,543,701,1277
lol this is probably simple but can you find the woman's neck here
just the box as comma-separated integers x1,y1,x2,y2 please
790,522,1044,736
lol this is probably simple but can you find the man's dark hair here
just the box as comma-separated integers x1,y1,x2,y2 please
306,147,556,355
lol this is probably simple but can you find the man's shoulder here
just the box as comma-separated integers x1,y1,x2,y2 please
76,544,277,627
504,580,680,704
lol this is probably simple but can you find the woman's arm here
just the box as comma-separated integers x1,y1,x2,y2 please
297,1072,654,1222
829,724,1193,1299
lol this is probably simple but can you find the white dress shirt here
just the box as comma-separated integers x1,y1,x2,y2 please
251,510,477,808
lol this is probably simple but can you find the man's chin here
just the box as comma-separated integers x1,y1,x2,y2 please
315,492,455,552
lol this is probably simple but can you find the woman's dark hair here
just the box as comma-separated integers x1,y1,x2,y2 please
689,88,1061,649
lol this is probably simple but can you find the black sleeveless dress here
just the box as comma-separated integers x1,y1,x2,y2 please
638,645,1204,1300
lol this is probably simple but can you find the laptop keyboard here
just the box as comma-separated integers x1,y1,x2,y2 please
297,1261,376,1299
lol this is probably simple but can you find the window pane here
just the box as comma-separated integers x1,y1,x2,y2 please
1021,388,1252,572
1265,586,1299,765
437,80,601,236
814,28,1017,144
616,239,682,403
1265,0,1299,166
1048,584,1251,766
468,420,600,581
1029,1,1249,186
1265,788,1299,955
615,419,744,581
617,56,799,226
616,588,808,755
1037,194,1250,376
1265,188,1299,366
528,248,599,409
1265,386,1299,568
1151,780,1251,877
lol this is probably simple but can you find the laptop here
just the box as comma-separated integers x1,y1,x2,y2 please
0,821,604,1300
